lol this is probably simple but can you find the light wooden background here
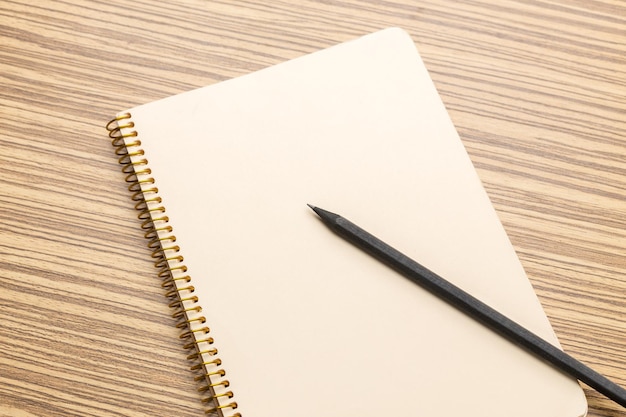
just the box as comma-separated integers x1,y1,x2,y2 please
1,1,625,416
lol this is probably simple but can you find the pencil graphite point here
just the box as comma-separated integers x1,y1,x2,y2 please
307,204,334,222
308,204,328,219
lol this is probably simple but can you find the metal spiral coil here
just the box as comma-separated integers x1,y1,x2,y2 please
107,113,240,417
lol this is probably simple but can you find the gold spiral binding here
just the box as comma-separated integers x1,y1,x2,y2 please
107,113,239,417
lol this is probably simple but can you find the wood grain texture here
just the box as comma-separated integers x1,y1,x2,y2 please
0,0,624,416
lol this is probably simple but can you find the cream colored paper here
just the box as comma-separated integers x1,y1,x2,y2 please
120,28,586,417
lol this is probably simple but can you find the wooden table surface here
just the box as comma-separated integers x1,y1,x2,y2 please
1,1,624,416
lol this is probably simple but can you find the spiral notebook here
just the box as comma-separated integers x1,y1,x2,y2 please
107,28,587,417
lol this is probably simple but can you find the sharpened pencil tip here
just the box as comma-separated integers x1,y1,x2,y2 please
307,204,325,219
307,205,340,225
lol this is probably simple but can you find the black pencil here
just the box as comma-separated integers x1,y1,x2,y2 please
308,204,626,408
